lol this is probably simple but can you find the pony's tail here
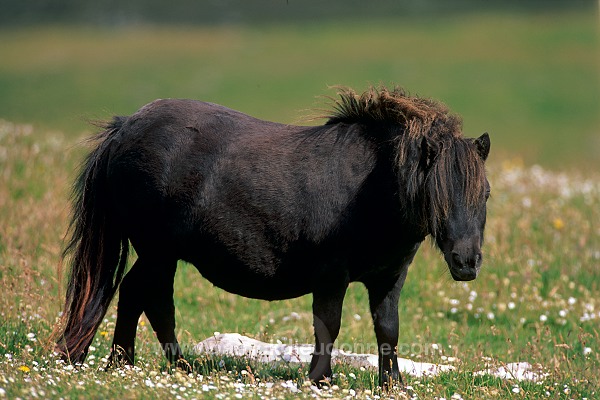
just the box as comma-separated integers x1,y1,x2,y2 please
53,117,130,364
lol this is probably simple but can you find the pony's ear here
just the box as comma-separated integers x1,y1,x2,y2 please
419,136,438,171
474,132,490,161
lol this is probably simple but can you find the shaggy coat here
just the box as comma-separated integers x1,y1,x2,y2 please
56,86,490,387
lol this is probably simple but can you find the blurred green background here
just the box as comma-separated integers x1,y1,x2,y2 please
0,0,598,170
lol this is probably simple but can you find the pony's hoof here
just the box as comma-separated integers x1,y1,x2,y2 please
380,372,405,392
103,345,131,371
308,375,332,389
174,358,192,374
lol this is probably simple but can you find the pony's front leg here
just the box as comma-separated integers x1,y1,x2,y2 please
365,268,408,389
308,284,347,385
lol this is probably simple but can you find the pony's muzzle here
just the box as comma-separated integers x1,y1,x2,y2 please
447,242,482,281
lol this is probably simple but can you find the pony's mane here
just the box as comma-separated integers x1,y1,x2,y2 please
325,85,462,137
326,86,487,234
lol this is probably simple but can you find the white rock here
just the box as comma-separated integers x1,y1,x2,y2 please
193,333,453,377
474,362,548,381
194,333,544,381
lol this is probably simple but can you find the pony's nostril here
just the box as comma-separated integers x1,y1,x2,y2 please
468,253,482,268
452,251,481,269
451,251,462,266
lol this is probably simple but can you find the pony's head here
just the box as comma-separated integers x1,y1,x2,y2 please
326,86,491,280
424,133,490,281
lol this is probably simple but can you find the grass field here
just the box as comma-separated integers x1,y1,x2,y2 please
1,9,599,399
1,11,599,169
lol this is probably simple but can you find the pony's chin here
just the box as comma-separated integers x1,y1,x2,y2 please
448,266,478,281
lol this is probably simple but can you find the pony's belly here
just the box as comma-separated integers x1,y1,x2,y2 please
191,262,313,301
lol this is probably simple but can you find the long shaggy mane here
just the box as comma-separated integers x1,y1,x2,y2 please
326,85,487,233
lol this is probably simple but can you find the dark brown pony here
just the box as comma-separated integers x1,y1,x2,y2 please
55,86,490,387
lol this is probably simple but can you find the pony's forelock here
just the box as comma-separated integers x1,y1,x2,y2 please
424,140,487,235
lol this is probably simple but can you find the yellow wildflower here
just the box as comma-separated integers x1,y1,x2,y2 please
552,218,565,230
18,365,30,373
100,331,109,338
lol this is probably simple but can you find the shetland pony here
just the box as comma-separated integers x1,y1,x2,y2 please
56,86,490,387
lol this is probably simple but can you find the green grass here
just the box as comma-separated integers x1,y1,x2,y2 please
1,11,600,399
1,119,599,398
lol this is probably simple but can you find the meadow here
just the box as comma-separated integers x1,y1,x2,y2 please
1,9,599,399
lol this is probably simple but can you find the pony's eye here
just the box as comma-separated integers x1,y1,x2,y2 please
485,189,491,200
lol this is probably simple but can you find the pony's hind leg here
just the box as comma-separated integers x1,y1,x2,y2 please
109,257,184,370
141,259,189,370
108,258,147,367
